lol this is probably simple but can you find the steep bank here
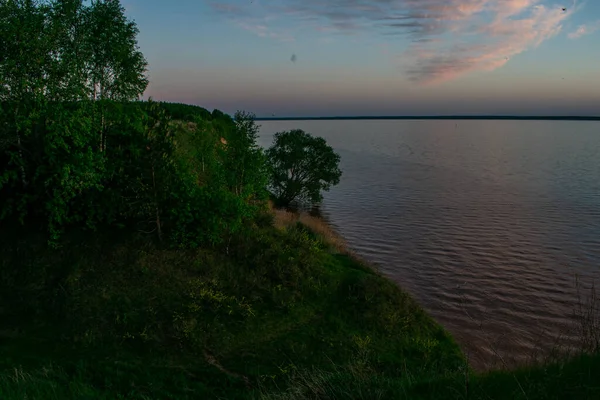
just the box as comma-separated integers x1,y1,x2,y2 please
0,204,466,399
0,89,466,396
1,100,598,398
2,201,600,399
265,209,600,400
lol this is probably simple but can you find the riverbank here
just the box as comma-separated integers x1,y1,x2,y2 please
1,206,600,398
265,210,600,400
0,205,466,399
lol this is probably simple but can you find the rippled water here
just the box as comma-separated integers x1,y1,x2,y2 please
258,120,600,370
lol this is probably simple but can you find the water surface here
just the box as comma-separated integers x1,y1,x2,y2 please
258,120,600,370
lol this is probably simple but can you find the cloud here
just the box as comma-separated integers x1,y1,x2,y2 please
209,2,251,17
234,20,295,42
209,1,296,42
208,0,578,83
568,20,600,38
403,1,573,84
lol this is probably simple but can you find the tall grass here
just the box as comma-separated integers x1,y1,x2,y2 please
287,205,600,371
269,201,381,275
261,210,600,399
258,278,600,400
575,278,600,354
0,206,465,399
2,201,598,399
467,274,600,370
270,202,348,255
0,366,117,400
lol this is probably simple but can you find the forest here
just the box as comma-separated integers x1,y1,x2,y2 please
1,0,271,247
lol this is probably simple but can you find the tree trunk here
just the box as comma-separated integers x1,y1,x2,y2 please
151,165,162,242
16,132,28,188
239,164,245,196
101,109,106,152
14,106,28,188
99,81,105,152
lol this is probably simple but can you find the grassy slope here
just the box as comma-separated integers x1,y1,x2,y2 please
1,217,599,399
259,351,600,400
0,215,465,399
0,113,598,399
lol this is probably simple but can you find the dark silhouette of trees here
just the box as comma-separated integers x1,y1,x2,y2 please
266,129,342,208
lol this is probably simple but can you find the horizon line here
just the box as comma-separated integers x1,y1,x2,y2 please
255,115,600,121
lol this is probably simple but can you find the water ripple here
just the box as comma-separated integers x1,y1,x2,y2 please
260,120,600,371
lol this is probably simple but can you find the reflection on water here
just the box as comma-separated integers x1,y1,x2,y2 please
259,120,600,370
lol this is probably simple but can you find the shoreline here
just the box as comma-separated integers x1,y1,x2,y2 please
1,199,598,398
256,115,600,121
277,203,600,375
269,201,381,273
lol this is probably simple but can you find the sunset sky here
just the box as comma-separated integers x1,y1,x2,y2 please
126,0,600,117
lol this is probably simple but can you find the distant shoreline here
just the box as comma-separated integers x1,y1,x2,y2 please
256,116,600,121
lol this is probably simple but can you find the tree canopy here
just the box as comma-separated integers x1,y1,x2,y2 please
0,0,339,250
0,0,268,248
266,129,342,208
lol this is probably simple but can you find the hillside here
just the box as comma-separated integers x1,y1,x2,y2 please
0,109,467,396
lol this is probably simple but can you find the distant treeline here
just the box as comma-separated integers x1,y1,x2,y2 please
152,101,218,121
256,116,600,121
0,100,221,122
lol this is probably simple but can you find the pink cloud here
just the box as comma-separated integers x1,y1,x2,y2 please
568,20,600,39
234,21,295,42
209,0,579,83
402,1,574,83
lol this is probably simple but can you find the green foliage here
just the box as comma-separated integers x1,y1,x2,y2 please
42,102,105,242
85,0,148,101
0,0,267,247
155,101,212,121
0,0,149,243
4,223,598,399
163,111,268,248
221,111,269,199
258,352,600,400
167,183,251,248
0,222,465,399
266,129,342,208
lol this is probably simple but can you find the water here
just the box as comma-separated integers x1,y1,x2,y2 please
258,120,600,370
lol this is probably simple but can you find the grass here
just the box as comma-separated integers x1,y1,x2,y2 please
270,203,347,255
258,351,600,400
0,209,599,399
0,211,464,399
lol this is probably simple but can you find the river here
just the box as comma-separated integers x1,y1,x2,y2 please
258,119,600,370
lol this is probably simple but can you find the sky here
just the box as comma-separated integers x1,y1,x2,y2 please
124,0,600,117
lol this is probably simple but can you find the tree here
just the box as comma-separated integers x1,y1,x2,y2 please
84,0,148,102
266,129,342,208
0,0,51,190
220,111,268,199
0,0,149,244
84,0,148,153
0,0,269,248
